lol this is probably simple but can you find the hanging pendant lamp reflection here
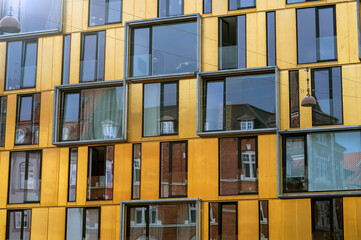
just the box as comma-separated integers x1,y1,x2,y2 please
0,5,21,33
301,68,317,107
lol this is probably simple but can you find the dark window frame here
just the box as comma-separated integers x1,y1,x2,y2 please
65,207,101,240
142,81,179,137
61,34,71,85
159,141,188,198
8,151,42,204
296,5,337,64
218,136,259,196
88,0,123,27
5,39,38,91
158,0,184,17
208,202,238,239
131,143,141,200
67,147,78,202
6,209,32,240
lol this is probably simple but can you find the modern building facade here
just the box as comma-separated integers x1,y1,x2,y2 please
0,0,361,239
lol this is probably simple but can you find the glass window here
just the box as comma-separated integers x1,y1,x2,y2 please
68,148,78,202
87,146,113,200
0,0,62,37
297,6,337,64
15,94,40,145
203,0,211,13
126,203,197,239
0,96,7,147
66,208,100,240
58,85,124,142
289,71,300,128
80,31,105,82
312,198,343,240
219,137,258,195
132,143,141,200
158,0,183,17
5,39,37,90
89,0,122,26
6,209,31,240
203,73,276,132
130,21,197,77
283,131,361,193
62,35,71,85
312,67,342,126
229,0,255,10
219,16,246,70
267,12,276,66
143,82,178,137
160,141,187,198
8,151,42,204
209,202,238,240
259,200,269,240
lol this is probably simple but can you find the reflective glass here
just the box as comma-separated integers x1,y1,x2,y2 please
219,17,237,70
158,0,183,17
89,0,122,26
6,210,31,240
209,203,237,240
289,71,300,128
23,42,37,88
229,0,256,10
62,35,71,85
0,97,7,147
132,144,141,199
66,208,83,240
259,201,269,240
68,148,78,202
204,81,224,131
267,12,276,66
61,93,80,141
297,8,317,64
85,208,100,239
203,0,211,13
131,28,150,77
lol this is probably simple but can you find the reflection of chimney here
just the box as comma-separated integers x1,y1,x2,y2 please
246,144,251,151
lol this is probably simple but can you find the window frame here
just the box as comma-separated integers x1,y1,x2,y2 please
6,209,32,240
131,143,141,200
208,202,238,240
158,0,184,17
52,80,128,145
124,13,201,81
65,207,101,240
142,81,179,137
5,39,38,91
88,0,123,27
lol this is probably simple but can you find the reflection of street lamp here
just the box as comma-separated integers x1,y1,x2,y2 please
0,5,21,33
101,119,119,139
301,68,317,107
160,115,175,134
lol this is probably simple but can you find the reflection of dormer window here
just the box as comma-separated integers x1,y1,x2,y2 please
241,151,256,180
240,120,253,130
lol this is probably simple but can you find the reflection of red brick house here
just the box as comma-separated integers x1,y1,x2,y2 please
343,152,361,187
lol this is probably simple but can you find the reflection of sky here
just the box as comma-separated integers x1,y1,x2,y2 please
335,132,361,154
225,74,275,113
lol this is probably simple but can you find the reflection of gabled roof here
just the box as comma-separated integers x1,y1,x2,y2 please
343,152,361,170
234,104,275,128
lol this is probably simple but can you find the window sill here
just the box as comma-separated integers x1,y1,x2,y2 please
280,190,361,199
52,138,126,146
278,125,361,134
198,128,277,137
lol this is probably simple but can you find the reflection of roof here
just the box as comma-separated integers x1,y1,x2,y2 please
343,152,361,170
234,104,275,128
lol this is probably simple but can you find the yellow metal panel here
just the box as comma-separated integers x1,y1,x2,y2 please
127,83,143,142
202,17,218,72
0,151,9,208
31,208,49,240
134,0,146,20
342,64,361,126
347,2,359,64
113,143,132,202
276,9,296,69
47,91,55,147
71,0,85,32
76,146,88,205
63,0,73,33
0,42,6,94
123,0,135,22
269,200,283,240
5,94,16,150
58,148,70,206
296,199,311,240
202,202,209,239
238,200,259,240
179,79,198,139
115,205,121,240
279,70,290,130
202,138,218,200
343,197,361,240
82,0,89,30
115,28,124,79
257,12,267,67
52,36,63,87
69,32,81,85
48,208,66,240
213,0,227,15
100,205,117,240
0,210,5,239
188,139,205,199
283,200,297,240
105,29,116,81
184,0,197,15
336,3,350,64
35,38,43,92
247,12,266,68
141,141,160,200
41,148,60,206
146,0,158,19
40,37,54,91
39,92,50,148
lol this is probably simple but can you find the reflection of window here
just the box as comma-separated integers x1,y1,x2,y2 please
80,31,105,82
129,19,197,77
160,141,187,198
66,208,100,240
229,0,255,11
5,39,37,90
89,0,122,26
68,148,78,202
311,67,342,126
132,144,141,199
143,82,178,137
259,200,269,240
219,137,258,195
209,202,238,240
203,73,276,132
297,6,337,64
158,0,183,17
311,198,343,240
7,209,31,240
87,146,114,200
8,151,42,204
219,16,246,70
283,131,361,193
0,0,62,38
57,84,124,143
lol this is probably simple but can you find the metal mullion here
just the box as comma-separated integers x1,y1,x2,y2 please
218,203,223,238
145,206,150,238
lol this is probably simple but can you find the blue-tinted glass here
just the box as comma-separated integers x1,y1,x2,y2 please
6,41,22,90
331,67,342,124
203,0,211,13
237,15,246,68
62,35,71,85
229,0,255,10
219,17,237,70
22,41,37,88
107,0,122,23
19,96,32,121
89,0,122,26
287,0,319,3
205,81,224,131
297,8,317,64
80,34,97,82
131,28,150,77
267,12,276,66
229,0,237,10
318,7,336,61
97,31,105,81
158,0,167,17
159,0,183,17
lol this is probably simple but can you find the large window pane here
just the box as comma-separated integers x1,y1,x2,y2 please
312,67,342,126
89,0,122,26
132,144,141,199
131,28,150,77
6,209,31,240
158,0,183,17
160,142,187,198
0,0,62,37
8,151,41,204
204,81,224,131
87,146,113,200
66,208,100,240
318,7,337,61
289,71,300,128
209,202,237,240
68,148,78,202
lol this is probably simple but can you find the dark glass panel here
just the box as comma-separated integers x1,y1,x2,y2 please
229,0,256,10
16,96,32,145
132,144,141,199
62,35,71,85
318,7,336,61
158,0,183,17
89,0,106,26
259,201,269,240
131,27,150,77
127,207,147,239
32,94,41,145
107,0,122,23
297,8,317,64
61,93,80,141
159,0,167,17
204,80,224,131
284,136,306,192
289,71,300,128
22,41,37,88
209,203,219,240
267,12,276,66
6,41,22,90
219,138,239,195
25,152,41,202
219,17,237,70
68,148,78,202
203,0,211,13
0,97,7,146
